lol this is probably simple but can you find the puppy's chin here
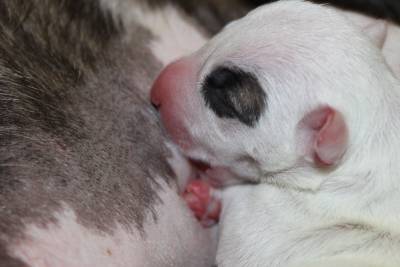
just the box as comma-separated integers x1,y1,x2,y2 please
181,146,215,165
178,143,262,187
187,160,244,187
184,153,257,188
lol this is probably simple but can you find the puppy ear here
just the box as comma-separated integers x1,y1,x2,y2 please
301,107,348,166
343,11,388,49
362,20,388,49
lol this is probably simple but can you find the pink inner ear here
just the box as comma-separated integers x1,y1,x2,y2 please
304,107,348,166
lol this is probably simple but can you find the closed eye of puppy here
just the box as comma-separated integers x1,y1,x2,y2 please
152,0,400,266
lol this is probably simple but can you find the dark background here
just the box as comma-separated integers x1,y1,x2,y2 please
249,0,400,24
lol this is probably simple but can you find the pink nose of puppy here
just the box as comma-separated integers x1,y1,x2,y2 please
150,58,197,149
151,60,182,108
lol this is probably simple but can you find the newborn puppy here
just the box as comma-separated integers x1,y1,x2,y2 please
152,0,400,266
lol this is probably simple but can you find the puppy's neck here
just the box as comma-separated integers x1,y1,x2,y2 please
344,78,400,178
301,76,400,233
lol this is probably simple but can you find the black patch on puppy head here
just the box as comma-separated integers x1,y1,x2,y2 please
202,66,267,127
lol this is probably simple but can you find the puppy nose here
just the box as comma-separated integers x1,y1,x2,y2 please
150,59,188,109
150,58,197,149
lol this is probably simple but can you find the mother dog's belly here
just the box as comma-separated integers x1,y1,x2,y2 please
11,182,216,267
0,1,215,266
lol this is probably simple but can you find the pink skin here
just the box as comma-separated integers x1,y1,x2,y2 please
151,59,348,227
151,58,222,227
302,106,348,166
182,180,221,227
151,57,196,151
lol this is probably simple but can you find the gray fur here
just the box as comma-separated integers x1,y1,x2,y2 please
2,0,396,266
0,0,173,264
0,0,257,265
139,0,253,34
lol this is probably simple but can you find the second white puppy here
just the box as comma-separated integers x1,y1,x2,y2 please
152,1,400,266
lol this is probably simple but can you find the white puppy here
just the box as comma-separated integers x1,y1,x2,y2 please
151,1,400,266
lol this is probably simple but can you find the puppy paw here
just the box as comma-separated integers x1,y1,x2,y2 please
182,180,221,227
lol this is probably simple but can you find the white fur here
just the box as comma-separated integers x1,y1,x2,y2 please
383,24,400,77
128,5,207,65
165,1,400,266
101,0,208,66
10,181,216,267
165,141,194,191
341,9,400,77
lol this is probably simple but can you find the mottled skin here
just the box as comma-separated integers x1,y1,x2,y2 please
1,0,400,266
0,0,255,265
0,1,169,265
